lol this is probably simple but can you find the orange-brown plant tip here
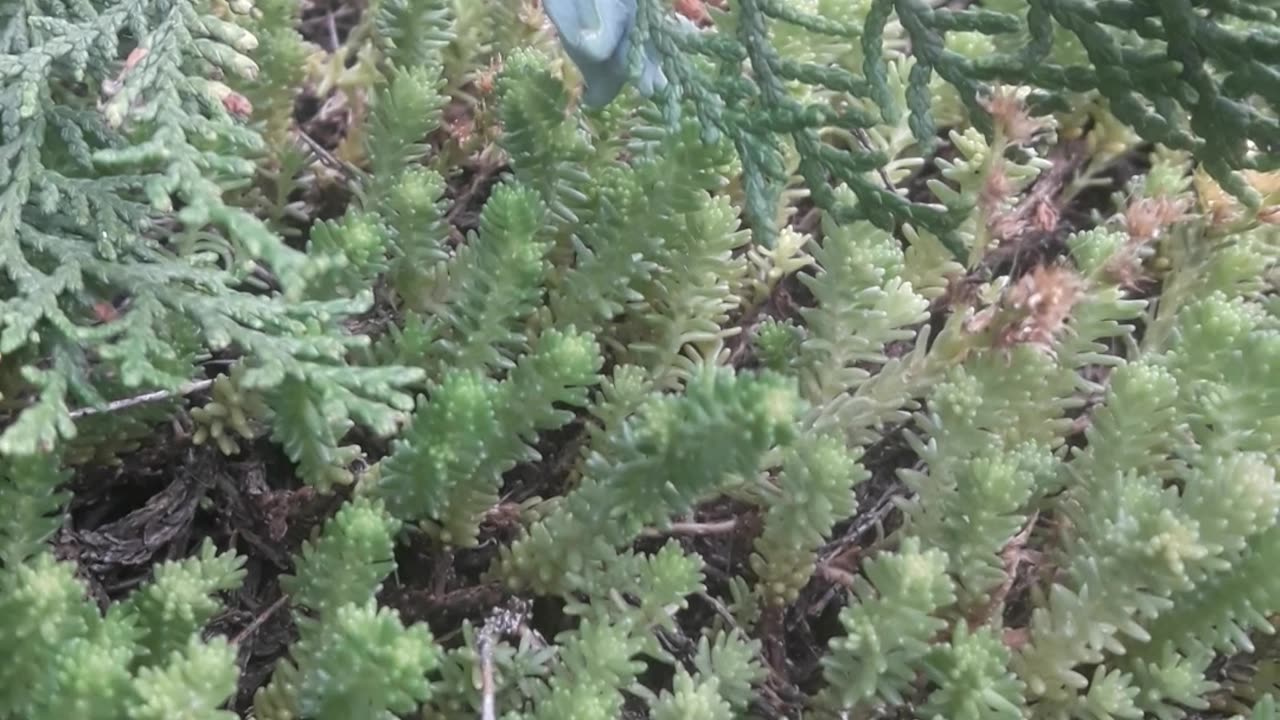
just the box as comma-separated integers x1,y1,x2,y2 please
1125,196,1190,243
998,264,1084,354
982,87,1044,146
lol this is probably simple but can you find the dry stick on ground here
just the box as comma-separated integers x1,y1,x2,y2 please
796,479,907,624
477,599,534,720
853,127,898,193
324,8,340,52
761,602,791,674
298,3,355,31
69,379,215,420
232,594,291,645
640,517,739,538
443,158,506,246
966,511,1039,633
444,161,504,226
296,129,365,185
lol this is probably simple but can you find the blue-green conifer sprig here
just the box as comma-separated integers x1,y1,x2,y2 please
0,452,68,566
0,0,426,464
537,0,1280,249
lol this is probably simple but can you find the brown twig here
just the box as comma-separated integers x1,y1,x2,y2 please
799,482,906,620
444,159,504,228
298,4,355,28
479,633,497,720
817,563,857,588
69,379,215,420
296,129,365,185
232,594,290,645
698,589,744,631
760,605,787,673
966,511,1039,630
476,599,532,720
325,10,340,52
816,484,903,562
640,518,739,538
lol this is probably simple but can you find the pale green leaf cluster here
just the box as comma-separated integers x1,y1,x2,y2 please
0,532,244,720
254,496,439,720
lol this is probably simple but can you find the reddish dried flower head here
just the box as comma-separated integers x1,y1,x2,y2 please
981,160,1013,216
448,116,475,144
964,305,999,335
475,58,502,96
1125,196,1189,243
996,264,1084,354
1100,245,1151,291
1033,198,1059,233
92,301,120,323
988,214,1026,243
222,91,253,118
1102,194,1189,290
124,47,149,72
102,47,150,98
674,0,714,25
982,87,1044,146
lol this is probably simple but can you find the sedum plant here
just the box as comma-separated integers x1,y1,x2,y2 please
0,453,247,720
2,0,1280,719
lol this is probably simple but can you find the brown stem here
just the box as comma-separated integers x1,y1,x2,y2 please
69,379,215,420
232,594,290,645
640,518,739,538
